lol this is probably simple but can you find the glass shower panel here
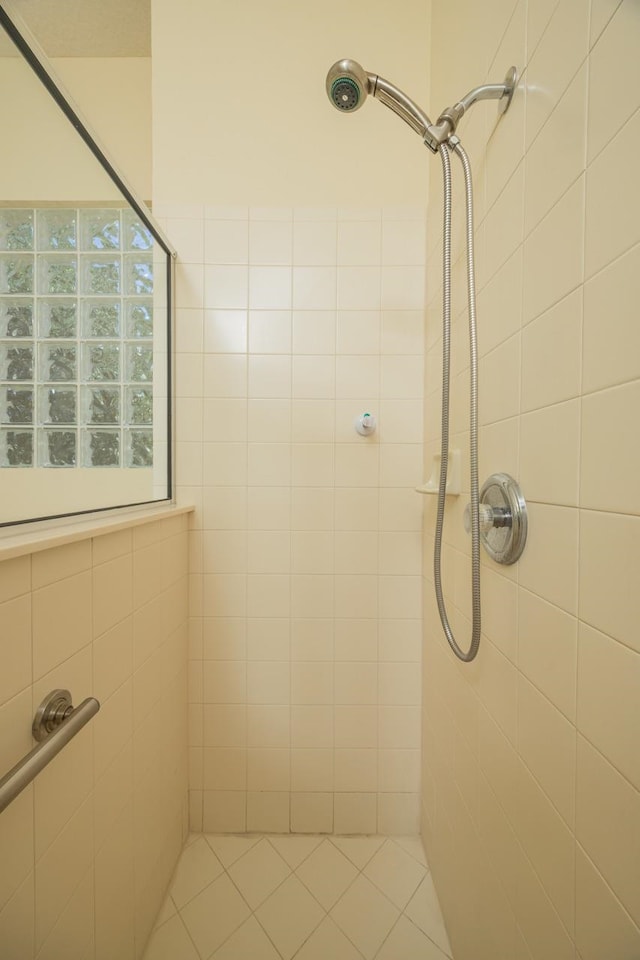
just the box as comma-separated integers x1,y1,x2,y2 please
0,5,173,523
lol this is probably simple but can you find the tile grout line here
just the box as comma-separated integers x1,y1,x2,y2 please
148,833,445,959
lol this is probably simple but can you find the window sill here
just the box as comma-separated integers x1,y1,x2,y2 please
0,501,195,561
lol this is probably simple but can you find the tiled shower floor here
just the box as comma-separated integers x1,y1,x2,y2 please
143,834,453,960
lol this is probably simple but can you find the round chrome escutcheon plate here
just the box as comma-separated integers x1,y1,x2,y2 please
480,472,527,564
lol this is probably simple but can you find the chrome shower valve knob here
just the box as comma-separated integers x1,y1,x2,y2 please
463,501,509,536
464,473,527,565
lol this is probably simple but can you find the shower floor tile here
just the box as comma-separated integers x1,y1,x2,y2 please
142,834,453,960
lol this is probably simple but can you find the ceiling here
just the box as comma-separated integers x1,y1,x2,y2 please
0,0,150,57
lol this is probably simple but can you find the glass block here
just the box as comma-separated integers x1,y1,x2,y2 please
126,343,153,383
80,210,120,251
37,255,78,295
85,343,120,381
1,345,34,381
1,428,33,466
127,343,153,382
0,255,34,294
123,210,153,251
0,210,34,251
85,430,120,467
40,343,76,381
81,256,121,296
126,300,153,338
81,300,120,338
84,386,120,424
0,300,33,338
126,429,153,467
41,386,76,424
41,429,76,466
126,386,152,424
124,255,153,295
0,386,33,424
39,300,77,338
37,209,77,250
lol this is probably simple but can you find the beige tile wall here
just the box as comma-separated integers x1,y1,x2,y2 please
0,513,189,960
163,205,426,835
422,1,640,958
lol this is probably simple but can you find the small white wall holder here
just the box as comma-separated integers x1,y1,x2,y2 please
355,412,377,436
415,449,461,496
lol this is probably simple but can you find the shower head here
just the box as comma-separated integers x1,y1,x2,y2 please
326,59,370,113
326,59,519,152
326,59,435,142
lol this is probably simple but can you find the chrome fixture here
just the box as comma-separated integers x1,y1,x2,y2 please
33,688,78,741
326,58,521,662
463,473,528,565
326,59,516,151
0,689,100,814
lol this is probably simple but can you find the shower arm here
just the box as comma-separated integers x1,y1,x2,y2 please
422,67,517,152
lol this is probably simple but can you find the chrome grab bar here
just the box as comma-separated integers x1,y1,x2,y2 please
0,689,100,814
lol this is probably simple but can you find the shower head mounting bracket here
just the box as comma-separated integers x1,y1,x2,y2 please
429,66,518,149
498,66,518,115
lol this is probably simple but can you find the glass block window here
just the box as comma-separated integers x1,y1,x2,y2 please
0,207,155,468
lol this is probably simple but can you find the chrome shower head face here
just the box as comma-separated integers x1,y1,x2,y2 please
326,59,370,113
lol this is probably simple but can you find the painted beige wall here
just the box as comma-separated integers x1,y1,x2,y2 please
1,56,151,201
151,0,430,207
1,471,154,525
54,58,152,202
421,1,640,958
0,513,189,959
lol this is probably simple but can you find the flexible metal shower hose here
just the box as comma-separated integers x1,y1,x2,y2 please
432,140,481,662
